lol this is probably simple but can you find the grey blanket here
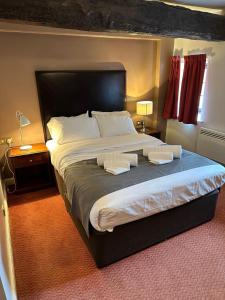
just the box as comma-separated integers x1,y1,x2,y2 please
64,150,217,236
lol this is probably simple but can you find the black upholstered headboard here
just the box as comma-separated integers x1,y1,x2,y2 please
35,70,126,141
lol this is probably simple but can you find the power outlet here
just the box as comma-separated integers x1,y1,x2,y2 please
0,137,13,146
0,138,7,145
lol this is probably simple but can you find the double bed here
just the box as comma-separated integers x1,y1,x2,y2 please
36,70,225,267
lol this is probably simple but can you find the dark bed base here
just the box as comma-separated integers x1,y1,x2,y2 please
55,169,219,268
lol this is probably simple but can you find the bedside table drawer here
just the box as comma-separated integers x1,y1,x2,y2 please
11,153,49,168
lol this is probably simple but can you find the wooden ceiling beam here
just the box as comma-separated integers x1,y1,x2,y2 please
0,0,225,41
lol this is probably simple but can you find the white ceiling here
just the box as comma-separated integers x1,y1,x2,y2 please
163,0,225,8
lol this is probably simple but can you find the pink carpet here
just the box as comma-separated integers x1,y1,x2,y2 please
9,187,225,300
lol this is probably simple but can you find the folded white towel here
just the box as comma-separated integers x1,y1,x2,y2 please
148,152,173,165
104,159,130,175
143,145,182,159
97,153,138,167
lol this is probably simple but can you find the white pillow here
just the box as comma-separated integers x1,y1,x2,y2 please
47,113,101,144
95,115,137,137
47,112,88,141
91,110,130,117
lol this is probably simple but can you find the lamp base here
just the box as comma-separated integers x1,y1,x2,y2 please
140,120,146,133
139,127,146,133
20,145,32,150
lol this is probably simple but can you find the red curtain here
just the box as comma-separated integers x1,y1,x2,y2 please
163,56,180,120
178,54,206,125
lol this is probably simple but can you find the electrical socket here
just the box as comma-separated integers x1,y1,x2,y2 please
0,138,7,145
0,137,13,146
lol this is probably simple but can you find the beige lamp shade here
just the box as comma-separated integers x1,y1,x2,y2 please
136,101,153,116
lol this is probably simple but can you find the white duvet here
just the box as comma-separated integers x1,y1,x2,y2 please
47,134,225,232
47,134,163,177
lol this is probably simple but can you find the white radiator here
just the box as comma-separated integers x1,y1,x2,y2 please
196,127,225,164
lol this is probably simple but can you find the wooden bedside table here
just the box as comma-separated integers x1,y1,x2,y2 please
137,127,161,139
8,143,54,193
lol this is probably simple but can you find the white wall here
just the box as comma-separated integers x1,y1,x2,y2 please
166,39,225,151
0,176,17,300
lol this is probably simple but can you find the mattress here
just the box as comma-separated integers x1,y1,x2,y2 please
47,134,225,234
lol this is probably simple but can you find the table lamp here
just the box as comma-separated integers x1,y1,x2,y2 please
136,101,153,133
16,111,32,150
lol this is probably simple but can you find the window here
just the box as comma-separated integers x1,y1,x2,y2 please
177,58,208,122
